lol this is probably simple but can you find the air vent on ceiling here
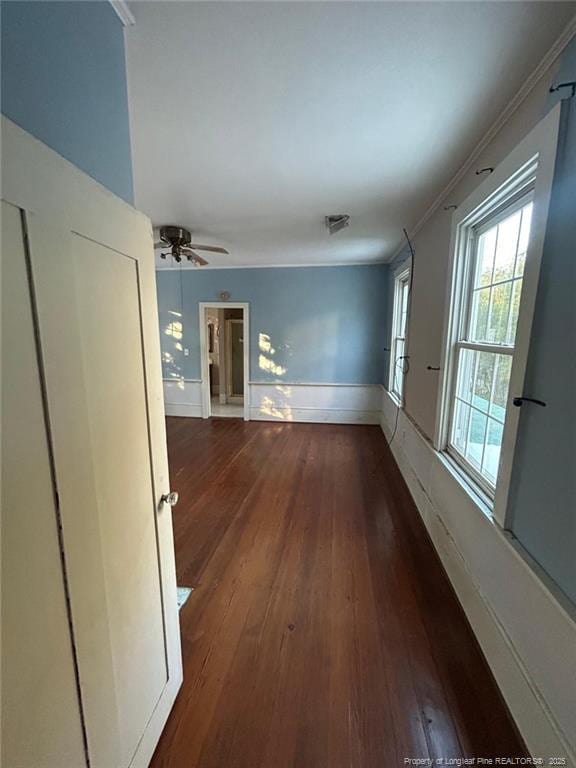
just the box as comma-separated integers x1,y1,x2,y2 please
325,214,350,235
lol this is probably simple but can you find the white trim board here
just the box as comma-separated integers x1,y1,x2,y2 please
249,382,381,424
162,380,203,419
155,260,386,271
249,406,380,425
249,380,378,388
380,389,576,765
163,378,201,384
109,0,135,26
161,381,381,425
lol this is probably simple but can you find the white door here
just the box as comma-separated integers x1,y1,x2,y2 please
1,117,182,768
2,201,87,768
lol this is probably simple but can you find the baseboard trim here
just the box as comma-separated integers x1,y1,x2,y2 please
164,403,202,418
250,406,380,425
249,380,379,388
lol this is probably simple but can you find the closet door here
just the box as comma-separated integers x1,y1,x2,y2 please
1,202,87,768
2,117,182,768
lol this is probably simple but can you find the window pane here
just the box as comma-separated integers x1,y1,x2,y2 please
473,352,495,414
483,418,504,482
493,210,521,283
390,271,410,399
392,337,405,396
474,228,496,287
450,349,512,487
467,408,487,470
490,354,512,421
456,348,475,403
487,281,512,343
469,287,490,341
401,280,409,322
452,399,470,455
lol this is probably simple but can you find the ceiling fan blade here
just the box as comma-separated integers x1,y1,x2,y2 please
182,248,209,266
188,244,229,255
192,255,209,267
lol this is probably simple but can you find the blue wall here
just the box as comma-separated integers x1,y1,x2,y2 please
157,265,388,385
1,1,133,203
508,39,576,605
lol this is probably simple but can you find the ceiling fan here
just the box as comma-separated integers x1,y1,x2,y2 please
154,225,229,266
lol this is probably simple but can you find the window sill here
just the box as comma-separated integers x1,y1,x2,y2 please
388,391,404,409
436,450,494,521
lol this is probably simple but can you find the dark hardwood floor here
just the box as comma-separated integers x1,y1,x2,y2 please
151,417,525,767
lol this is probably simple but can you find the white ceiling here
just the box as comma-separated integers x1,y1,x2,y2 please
126,1,575,269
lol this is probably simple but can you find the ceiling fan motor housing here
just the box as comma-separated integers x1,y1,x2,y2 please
160,225,192,248
156,225,226,265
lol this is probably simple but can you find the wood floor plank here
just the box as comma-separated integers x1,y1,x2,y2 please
151,419,526,767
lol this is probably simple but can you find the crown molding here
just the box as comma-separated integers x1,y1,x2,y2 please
154,260,387,272
388,15,576,263
109,0,135,27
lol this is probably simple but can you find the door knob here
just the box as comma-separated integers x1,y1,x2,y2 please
160,491,179,506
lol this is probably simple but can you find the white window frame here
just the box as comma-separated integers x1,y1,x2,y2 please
434,103,562,526
447,185,535,500
388,264,411,405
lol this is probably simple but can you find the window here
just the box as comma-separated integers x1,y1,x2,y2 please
436,103,561,525
447,190,534,496
389,267,410,403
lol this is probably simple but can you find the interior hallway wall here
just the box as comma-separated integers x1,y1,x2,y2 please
1,1,134,203
157,264,387,386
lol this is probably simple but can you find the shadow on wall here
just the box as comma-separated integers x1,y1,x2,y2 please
162,309,184,387
257,332,293,420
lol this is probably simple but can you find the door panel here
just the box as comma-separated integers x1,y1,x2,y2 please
226,319,244,398
1,202,87,768
231,321,244,396
73,236,168,764
27,217,174,768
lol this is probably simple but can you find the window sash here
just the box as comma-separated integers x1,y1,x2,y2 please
435,103,562,527
447,345,513,498
446,192,534,495
389,268,410,400
391,334,406,399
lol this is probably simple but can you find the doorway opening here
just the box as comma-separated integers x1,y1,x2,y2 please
199,302,249,420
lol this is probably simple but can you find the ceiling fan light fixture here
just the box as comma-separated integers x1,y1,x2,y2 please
325,214,350,235
154,225,228,266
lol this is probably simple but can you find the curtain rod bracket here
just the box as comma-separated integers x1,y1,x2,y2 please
549,81,576,98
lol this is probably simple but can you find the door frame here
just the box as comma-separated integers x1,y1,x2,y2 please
199,302,250,420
